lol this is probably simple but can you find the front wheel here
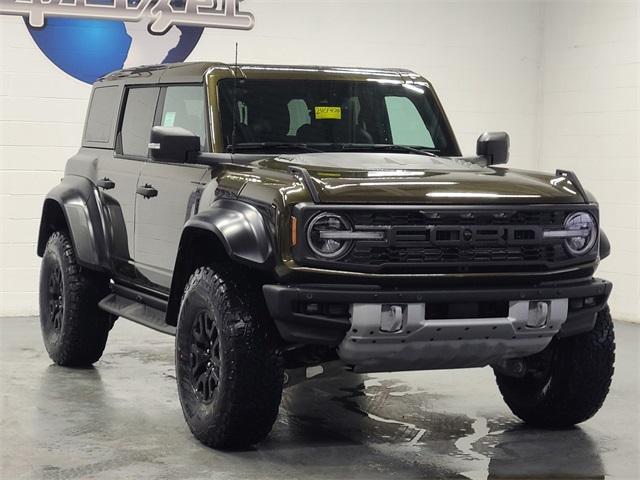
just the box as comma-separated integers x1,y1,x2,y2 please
175,266,284,450
494,306,615,428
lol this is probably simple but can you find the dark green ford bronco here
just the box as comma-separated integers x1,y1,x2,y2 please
38,62,614,449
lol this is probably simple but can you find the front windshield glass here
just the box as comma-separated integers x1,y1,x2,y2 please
217,78,459,156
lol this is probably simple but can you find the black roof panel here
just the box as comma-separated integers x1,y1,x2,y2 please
96,62,419,85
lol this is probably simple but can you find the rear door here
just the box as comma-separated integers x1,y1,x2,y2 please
134,85,210,291
96,85,160,281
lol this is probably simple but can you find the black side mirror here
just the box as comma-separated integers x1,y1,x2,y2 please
149,126,200,163
477,131,509,165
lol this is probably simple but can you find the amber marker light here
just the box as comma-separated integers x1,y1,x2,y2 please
291,216,298,246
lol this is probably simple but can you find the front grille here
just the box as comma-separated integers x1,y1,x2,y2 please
351,245,559,264
293,205,598,274
349,209,566,227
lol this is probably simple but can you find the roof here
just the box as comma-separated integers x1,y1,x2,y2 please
96,62,424,85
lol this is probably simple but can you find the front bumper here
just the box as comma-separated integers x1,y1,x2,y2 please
263,278,612,347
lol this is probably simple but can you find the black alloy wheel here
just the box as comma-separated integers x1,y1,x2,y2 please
46,265,64,333
39,231,112,366
175,266,284,449
190,310,221,403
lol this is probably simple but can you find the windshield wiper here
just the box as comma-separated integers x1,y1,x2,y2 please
324,143,438,157
227,142,322,153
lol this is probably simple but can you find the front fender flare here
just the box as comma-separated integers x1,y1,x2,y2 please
182,199,274,267
166,200,274,326
599,229,610,260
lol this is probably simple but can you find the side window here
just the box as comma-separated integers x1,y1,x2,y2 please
159,86,208,149
287,99,310,135
84,86,119,144
384,96,434,147
119,87,159,157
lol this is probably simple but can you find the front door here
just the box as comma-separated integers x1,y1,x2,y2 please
134,85,210,291
98,86,160,281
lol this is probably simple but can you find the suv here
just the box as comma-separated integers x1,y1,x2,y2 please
38,62,614,449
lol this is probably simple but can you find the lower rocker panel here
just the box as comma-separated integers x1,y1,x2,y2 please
99,293,176,336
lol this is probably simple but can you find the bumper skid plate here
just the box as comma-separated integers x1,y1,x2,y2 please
338,299,568,373
263,278,612,371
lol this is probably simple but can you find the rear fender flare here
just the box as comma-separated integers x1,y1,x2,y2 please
37,176,108,270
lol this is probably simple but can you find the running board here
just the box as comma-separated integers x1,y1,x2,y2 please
98,293,176,336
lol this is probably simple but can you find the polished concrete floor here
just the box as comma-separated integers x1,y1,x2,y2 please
0,316,638,480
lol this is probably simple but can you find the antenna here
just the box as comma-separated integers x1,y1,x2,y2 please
231,42,239,154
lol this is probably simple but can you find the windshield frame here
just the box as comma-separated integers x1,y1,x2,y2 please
208,68,461,157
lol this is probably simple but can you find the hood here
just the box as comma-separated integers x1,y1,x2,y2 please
257,153,584,205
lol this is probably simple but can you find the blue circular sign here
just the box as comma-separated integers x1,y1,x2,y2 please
26,18,203,84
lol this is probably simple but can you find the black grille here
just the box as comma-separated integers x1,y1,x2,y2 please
348,244,565,272
349,209,566,227
294,206,598,274
351,245,558,264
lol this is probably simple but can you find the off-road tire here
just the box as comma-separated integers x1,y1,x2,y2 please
175,266,284,450
39,231,112,366
495,306,615,427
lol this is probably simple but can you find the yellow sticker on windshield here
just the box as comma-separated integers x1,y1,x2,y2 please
315,106,342,120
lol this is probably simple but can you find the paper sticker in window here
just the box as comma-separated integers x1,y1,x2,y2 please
314,106,342,120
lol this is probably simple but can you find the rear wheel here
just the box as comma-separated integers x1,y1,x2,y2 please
39,231,112,366
494,306,615,427
175,266,284,449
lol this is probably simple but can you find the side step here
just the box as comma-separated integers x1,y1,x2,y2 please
98,293,176,336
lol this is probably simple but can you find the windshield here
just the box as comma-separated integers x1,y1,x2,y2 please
217,79,460,156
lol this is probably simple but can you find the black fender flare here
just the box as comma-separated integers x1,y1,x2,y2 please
181,199,274,267
37,176,109,270
165,200,274,326
599,229,610,260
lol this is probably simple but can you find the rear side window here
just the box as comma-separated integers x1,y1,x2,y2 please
119,87,159,157
84,86,119,144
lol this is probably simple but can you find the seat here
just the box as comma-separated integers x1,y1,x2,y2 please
246,100,291,143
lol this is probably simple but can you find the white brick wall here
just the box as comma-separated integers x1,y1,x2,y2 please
0,0,637,321
538,0,640,321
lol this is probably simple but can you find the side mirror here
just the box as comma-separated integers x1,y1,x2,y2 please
149,126,200,163
477,131,509,165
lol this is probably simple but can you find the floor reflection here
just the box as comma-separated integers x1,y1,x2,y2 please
487,425,604,479
6,315,630,480
280,372,605,479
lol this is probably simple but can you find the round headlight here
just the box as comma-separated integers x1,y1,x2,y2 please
564,212,597,256
306,213,352,259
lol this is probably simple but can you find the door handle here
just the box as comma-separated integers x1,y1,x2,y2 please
97,177,115,190
136,184,158,199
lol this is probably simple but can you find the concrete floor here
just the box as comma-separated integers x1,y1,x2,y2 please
0,317,638,480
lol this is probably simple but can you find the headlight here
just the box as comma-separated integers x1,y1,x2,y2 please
306,213,353,259
563,212,597,256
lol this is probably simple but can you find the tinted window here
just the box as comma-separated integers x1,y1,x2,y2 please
158,86,208,149
218,79,457,155
84,86,119,144
120,87,159,157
